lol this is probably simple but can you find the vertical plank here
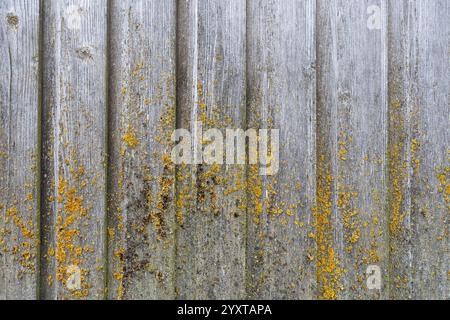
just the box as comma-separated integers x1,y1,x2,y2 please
0,0,40,300
108,0,177,299
40,0,107,299
175,0,247,299
246,0,317,299
410,0,450,299
387,0,413,299
316,0,389,299
388,0,449,299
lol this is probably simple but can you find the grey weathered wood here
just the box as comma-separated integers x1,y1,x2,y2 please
406,0,449,299
246,0,317,299
388,0,449,300
108,0,177,300
316,0,389,299
387,0,413,299
40,0,107,299
175,0,247,299
0,0,448,300
0,0,40,300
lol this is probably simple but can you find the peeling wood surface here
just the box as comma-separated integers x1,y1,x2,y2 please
0,0,448,300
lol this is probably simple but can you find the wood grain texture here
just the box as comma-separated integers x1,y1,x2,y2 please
316,0,389,299
108,0,177,300
0,0,40,300
388,0,449,300
175,0,247,299
246,0,317,299
40,0,107,300
0,0,448,300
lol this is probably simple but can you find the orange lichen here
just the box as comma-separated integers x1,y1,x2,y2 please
314,156,342,300
54,171,91,298
437,167,450,205
388,99,408,236
122,128,140,148
64,188,87,216
248,165,263,224
411,139,421,174
338,132,352,161
113,247,125,300
2,205,36,272
6,207,34,240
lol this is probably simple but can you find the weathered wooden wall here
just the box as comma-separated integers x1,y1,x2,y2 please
0,0,448,300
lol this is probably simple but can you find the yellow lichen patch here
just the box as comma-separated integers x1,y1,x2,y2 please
195,80,229,128
348,228,361,244
107,228,115,243
320,247,342,300
64,187,87,217
147,104,176,238
388,98,410,236
77,165,86,176
175,164,192,226
389,140,407,235
47,274,53,287
338,132,351,161
436,167,450,205
54,173,91,298
248,165,263,224
3,205,36,272
196,81,208,124
48,246,55,257
122,127,140,148
337,185,362,251
314,156,343,300
114,271,123,281
6,207,34,240
132,63,144,77
411,139,421,174
113,247,125,300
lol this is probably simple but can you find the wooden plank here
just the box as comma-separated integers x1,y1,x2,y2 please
175,0,247,299
0,0,40,300
40,0,107,300
388,0,449,299
409,0,450,299
246,0,317,299
387,0,412,299
316,0,389,299
107,0,177,300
